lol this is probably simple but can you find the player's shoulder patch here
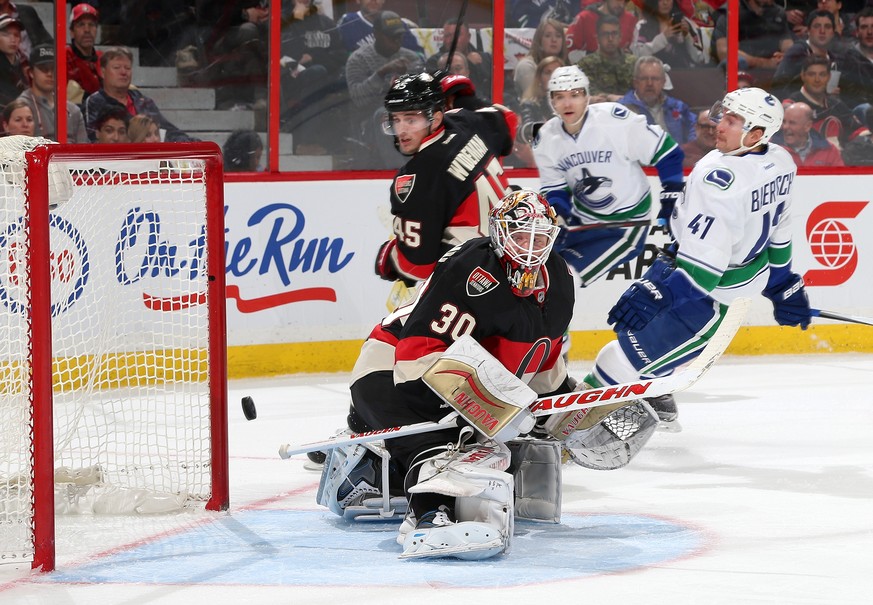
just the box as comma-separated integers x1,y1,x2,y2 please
394,174,415,203
466,266,499,297
610,104,630,119
703,167,735,190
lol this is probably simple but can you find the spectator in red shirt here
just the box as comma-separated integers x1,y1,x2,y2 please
66,4,102,108
772,101,845,166
566,0,638,59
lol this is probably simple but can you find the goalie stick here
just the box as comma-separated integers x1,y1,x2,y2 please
811,308,873,327
278,297,750,459
563,218,652,232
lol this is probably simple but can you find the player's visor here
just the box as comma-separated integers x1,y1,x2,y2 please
381,111,431,135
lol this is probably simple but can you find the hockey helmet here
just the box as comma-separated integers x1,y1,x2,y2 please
489,190,560,298
384,72,446,114
710,87,783,149
547,66,590,95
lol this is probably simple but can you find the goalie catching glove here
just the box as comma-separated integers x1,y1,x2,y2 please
422,335,536,442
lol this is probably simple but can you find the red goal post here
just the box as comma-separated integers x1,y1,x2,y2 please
0,138,228,572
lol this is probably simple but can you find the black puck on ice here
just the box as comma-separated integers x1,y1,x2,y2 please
307,451,327,464
241,396,257,421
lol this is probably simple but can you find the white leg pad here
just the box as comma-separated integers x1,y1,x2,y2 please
403,441,514,558
401,521,506,560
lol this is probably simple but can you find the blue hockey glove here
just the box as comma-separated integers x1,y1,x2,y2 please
763,273,811,330
657,182,684,235
607,278,673,332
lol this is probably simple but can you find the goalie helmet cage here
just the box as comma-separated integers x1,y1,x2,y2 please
0,138,229,572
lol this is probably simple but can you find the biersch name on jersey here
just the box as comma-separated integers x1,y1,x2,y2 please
447,135,489,181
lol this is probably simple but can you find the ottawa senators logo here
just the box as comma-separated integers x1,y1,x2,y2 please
394,174,415,203
466,267,498,296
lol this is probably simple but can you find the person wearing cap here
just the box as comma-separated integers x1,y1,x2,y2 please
0,13,26,107
337,0,423,55
18,43,88,143
66,3,102,108
0,0,52,62
345,10,423,167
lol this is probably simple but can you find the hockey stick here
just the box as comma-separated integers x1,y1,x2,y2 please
278,298,750,458
563,218,652,232
444,0,470,72
811,308,873,327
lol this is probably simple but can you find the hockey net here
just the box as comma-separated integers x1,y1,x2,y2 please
0,137,228,571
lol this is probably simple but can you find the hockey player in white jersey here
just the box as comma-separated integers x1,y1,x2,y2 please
559,87,811,432
532,65,685,288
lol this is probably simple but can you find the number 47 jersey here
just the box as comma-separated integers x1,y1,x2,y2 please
388,105,516,282
672,143,798,305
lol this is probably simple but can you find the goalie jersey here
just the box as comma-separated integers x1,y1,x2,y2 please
388,107,516,282
391,238,575,399
672,143,798,305
533,102,680,222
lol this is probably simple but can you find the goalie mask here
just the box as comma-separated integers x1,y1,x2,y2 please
710,87,783,155
489,190,560,298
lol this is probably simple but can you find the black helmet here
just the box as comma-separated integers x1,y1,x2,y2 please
384,72,445,114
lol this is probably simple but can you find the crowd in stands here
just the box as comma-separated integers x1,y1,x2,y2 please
2,0,873,168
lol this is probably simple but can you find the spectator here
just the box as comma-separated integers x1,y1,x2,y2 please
195,0,269,111
618,56,697,143
842,105,873,165
18,44,88,143
118,1,196,67
711,0,794,70
566,0,638,60
816,0,856,47
785,0,818,38
1,98,32,136
223,129,263,172
84,47,194,142
0,0,52,63
681,109,717,166
513,55,565,166
279,0,348,153
92,106,129,143
784,55,856,148
630,0,708,68
509,0,559,27
66,3,102,108
772,10,839,98
337,0,423,55
0,14,26,107
737,70,756,88
513,18,568,101
854,7,873,63
425,18,493,97
578,14,638,103
345,10,423,164
127,114,161,143
772,101,845,165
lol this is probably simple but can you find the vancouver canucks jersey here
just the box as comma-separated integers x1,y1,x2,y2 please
533,102,678,223
672,143,798,304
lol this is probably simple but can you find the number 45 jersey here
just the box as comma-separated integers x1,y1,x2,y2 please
672,143,798,305
389,106,516,282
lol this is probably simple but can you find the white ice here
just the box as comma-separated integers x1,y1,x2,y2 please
2,354,872,604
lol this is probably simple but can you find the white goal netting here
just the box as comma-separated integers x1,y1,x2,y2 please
0,137,226,567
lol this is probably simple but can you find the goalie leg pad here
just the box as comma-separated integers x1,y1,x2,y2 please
403,441,514,557
316,440,382,516
564,400,659,470
508,438,562,523
401,520,506,560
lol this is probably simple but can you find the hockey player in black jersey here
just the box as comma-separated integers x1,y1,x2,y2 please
374,71,519,287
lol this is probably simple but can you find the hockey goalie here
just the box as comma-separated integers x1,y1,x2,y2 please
315,190,659,560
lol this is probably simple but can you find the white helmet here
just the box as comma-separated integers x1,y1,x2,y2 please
547,65,590,95
710,87,784,151
489,190,560,298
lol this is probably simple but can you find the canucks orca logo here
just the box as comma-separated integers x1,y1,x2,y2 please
572,168,615,210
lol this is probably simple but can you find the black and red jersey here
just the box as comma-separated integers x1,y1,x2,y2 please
393,238,574,400
387,106,518,282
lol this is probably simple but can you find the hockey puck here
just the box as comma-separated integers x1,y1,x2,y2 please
307,450,327,464
241,396,257,421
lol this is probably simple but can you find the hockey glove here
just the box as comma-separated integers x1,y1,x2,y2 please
657,182,684,236
375,239,400,282
608,278,673,332
440,73,476,99
763,273,811,330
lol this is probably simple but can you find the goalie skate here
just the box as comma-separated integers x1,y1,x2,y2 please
400,507,505,561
